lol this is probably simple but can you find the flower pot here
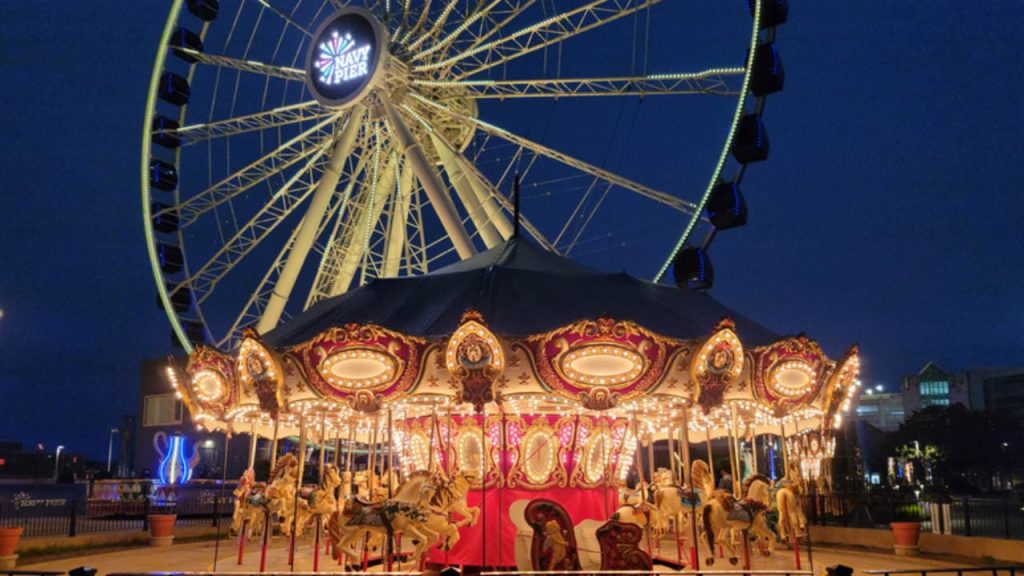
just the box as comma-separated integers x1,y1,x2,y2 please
0,526,24,569
148,514,177,547
890,521,921,556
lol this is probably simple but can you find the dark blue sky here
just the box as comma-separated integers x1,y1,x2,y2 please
1,2,1022,459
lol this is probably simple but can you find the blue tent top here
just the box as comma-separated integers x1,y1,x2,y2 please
264,238,779,347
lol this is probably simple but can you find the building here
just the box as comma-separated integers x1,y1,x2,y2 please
901,362,1024,418
901,362,971,415
855,390,904,432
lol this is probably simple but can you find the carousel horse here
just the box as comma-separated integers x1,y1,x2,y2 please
291,463,343,538
651,467,707,539
327,470,478,565
265,454,301,534
230,468,266,540
775,461,807,545
701,474,776,565
612,485,665,536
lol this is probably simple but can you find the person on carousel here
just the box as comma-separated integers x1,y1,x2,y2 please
717,468,733,492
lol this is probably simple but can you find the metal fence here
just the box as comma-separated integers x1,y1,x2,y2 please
0,483,236,538
803,493,1024,540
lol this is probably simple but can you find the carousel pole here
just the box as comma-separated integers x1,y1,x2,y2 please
213,430,232,570
270,418,280,472
631,412,654,557
261,420,276,574
750,427,758,475
499,403,507,569
479,410,488,571
368,414,378,497
239,422,258,566
645,422,659,556
385,407,394,573
668,423,678,485
313,413,326,573
705,426,715,482
680,406,698,569
289,419,307,569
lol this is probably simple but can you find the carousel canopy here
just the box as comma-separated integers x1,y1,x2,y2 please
265,238,779,347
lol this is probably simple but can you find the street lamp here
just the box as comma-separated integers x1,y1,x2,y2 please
53,445,65,482
107,428,120,474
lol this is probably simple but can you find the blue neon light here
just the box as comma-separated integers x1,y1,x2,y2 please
158,434,193,485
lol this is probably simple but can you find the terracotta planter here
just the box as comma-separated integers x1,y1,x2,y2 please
0,526,24,569
890,521,922,556
148,514,177,547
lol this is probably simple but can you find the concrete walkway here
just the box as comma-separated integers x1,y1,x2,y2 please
18,535,989,576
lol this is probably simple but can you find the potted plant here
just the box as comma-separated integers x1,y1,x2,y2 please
0,525,24,569
148,501,177,547
890,503,927,556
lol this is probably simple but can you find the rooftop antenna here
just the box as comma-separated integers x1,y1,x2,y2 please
513,172,521,238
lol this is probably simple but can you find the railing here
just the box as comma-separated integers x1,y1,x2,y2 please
482,572,812,576
0,492,235,538
864,565,1024,576
0,571,66,576
803,493,1024,540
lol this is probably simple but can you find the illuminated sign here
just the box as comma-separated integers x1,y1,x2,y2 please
306,8,385,108
154,432,199,485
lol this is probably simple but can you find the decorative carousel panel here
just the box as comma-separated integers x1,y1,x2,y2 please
647,346,694,398
236,333,285,417
749,335,829,415
569,417,633,488
786,428,835,480
690,319,744,414
505,415,570,489
186,346,237,416
455,422,492,487
290,323,427,412
393,418,432,476
446,312,504,411
525,318,679,410
822,345,860,430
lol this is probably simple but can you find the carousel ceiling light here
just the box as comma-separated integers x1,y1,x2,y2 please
318,349,397,391
192,369,227,402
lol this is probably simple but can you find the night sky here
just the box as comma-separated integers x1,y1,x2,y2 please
1,2,1022,460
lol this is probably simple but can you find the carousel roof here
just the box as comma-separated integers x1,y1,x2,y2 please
265,238,779,347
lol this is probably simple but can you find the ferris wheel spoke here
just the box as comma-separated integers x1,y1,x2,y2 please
403,0,461,51
218,177,350,346
326,147,398,296
254,0,314,38
414,0,663,79
416,69,745,99
185,146,332,305
170,117,336,229
396,0,433,46
382,99,477,259
183,48,305,81
412,92,697,215
409,0,505,62
304,144,375,307
382,157,414,277
170,101,335,145
256,107,365,333
455,149,557,252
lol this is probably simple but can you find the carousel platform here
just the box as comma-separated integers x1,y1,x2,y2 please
18,535,985,576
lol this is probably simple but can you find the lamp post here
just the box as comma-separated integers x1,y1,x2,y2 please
107,427,120,474
53,445,65,482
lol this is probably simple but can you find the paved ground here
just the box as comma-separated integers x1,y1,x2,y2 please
17,533,997,576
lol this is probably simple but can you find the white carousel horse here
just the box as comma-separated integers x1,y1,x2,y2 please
775,461,807,545
291,463,343,537
328,470,479,566
701,474,776,566
612,485,665,536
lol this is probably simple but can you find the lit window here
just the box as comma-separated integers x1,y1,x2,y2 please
857,405,879,414
144,394,183,427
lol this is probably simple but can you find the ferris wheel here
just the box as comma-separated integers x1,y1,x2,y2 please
142,0,787,352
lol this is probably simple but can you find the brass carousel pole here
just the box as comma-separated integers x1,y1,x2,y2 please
248,422,259,469
705,425,715,483
270,418,280,472
289,419,307,568
680,406,692,486
213,430,232,570
385,407,394,572
314,412,326,573
668,422,678,485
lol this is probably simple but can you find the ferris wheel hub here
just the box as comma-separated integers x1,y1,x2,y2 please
305,7,389,109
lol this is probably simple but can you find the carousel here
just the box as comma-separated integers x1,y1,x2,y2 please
168,238,860,573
